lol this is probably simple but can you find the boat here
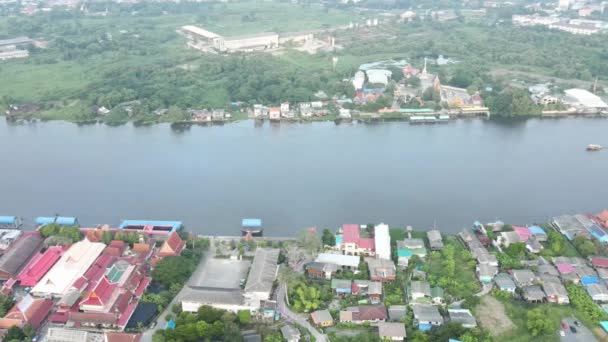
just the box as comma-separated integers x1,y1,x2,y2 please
241,218,263,237
587,144,603,151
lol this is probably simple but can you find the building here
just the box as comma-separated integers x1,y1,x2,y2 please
378,322,407,341
591,257,608,269
412,304,443,331
214,33,279,52
540,275,569,304
280,324,301,342
331,279,352,295
310,309,333,327
105,332,142,342
366,257,396,282
427,230,444,250
388,305,407,321
340,305,388,324
305,262,337,280
494,273,516,293
511,269,537,287
0,48,29,60
563,89,608,110
32,239,106,297
244,248,280,308
552,215,590,241
46,328,103,342
586,283,608,302
397,238,426,267
315,253,360,270
0,234,43,280
374,223,391,260
410,281,431,301
596,210,608,229
431,287,444,305
0,295,53,329
338,224,375,257
17,246,65,287
0,216,21,229
522,285,545,302
477,264,498,283
448,309,477,328
118,220,182,238
157,232,185,257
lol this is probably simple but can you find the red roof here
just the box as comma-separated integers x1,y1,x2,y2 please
342,224,360,244
134,277,151,297
117,302,138,328
69,311,118,325
591,257,608,269
17,247,64,287
48,311,70,324
110,240,126,248
83,255,115,283
598,210,608,226
0,296,53,329
71,276,88,291
158,232,185,257
132,243,151,255
358,238,375,250
103,247,122,257
81,276,117,308
105,332,142,342
112,291,132,314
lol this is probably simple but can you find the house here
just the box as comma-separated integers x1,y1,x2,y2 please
526,236,543,254
367,281,383,304
253,104,268,118
596,210,608,229
552,215,590,241
366,258,396,282
310,309,333,327
104,332,142,342
331,279,352,295
475,250,498,266
280,324,301,342
499,231,521,247
388,305,407,321
0,295,53,329
157,232,185,257
32,239,106,297
0,234,43,280
374,223,391,260
243,248,280,308
16,246,65,287
513,226,532,242
315,253,360,270
511,269,537,287
591,257,608,269
305,262,336,280
540,275,569,304
412,304,443,331
427,230,444,251
586,283,608,302
340,305,388,324
268,107,281,120
477,264,498,283
338,108,351,119
528,226,547,241
397,239,426,267
494,273,516,294
378,322,407,341
522,285,545,302
103,240,128,257
448,309,477,328
338,224,375,257
410,281,431,301
431,287,444,305
280,102,290,114
537,264,559,277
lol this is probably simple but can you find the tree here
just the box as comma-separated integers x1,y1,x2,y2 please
296,228,322,254
39,223,60,238
389,67,403,83
527,307,554,336
321,229,336,247
197,305,225,323
0,294,15,317
152,255,197,288
101,230,113,245
4,326,25,341
573,236,597,257
422,87,440,102
237,310,251,324
264,333,283,342
292,283,322,312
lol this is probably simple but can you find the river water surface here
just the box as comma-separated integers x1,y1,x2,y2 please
1,118,607,235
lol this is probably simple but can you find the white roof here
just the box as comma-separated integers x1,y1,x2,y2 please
32,239,106,297
366,69,391,86
181,25,221,39
353,71,365,90
316,253,360,268
564,88,608,108
374,224,391,260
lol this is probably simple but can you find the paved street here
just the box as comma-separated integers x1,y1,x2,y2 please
559,317,597,342
277,283,328,342
142,237,216,341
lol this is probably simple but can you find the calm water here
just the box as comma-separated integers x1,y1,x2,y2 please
1,118,607,236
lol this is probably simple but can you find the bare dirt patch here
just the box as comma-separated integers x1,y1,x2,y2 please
476,295,515,337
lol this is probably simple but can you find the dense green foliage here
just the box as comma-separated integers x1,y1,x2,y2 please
322,228,336,247
424,238,479,299
290,282,326,313
39,224,82,242
572,236,598,257
0,294,15,317
484,87,541,117
526,307,556,337
566,283,608,324
539,228,579,258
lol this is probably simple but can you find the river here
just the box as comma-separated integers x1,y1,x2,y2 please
1,118,607,236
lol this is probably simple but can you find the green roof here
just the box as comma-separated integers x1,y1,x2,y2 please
106,264,126,283
331,279,352,289
431,287,444,298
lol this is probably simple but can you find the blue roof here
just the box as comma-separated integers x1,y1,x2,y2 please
588,224,608,242
242,218,262,227
418,323,432,331
165,319,176,330
449,340,463,342
528,226,546,235
398,249,414,257
0,216,17,225
119,220,182,231
582,275,601,286
35,216,78,226
601,321,608,332
335,235,343,245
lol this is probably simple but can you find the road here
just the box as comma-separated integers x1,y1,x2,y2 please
142,237,216,342
559,317,597,342
277,283,328,342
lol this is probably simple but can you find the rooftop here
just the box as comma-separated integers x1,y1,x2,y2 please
244,248,280,294
315,253,360,268
378,322,407,338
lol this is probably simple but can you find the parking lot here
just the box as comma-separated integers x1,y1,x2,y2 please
559,317,597,342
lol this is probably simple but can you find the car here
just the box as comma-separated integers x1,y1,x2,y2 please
561,322,568,329
560,331,566,337
574,320,579,326
570,326,577,333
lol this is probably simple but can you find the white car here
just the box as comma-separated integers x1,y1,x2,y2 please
560,330,566,337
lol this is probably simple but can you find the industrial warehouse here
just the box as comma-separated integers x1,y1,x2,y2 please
180,25,328,54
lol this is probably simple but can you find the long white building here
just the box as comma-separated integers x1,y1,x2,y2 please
374,223,391,260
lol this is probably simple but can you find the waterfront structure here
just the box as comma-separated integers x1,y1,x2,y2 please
552,215,591,240
32,239,106,297
119,220,182,237
242,218,263,237
244,248,280,308
564,89,608,110
0,234,43,281
374,223,391,260
0,216,21,229
427,230,444,251
36,216,78,227
337,224,375,257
